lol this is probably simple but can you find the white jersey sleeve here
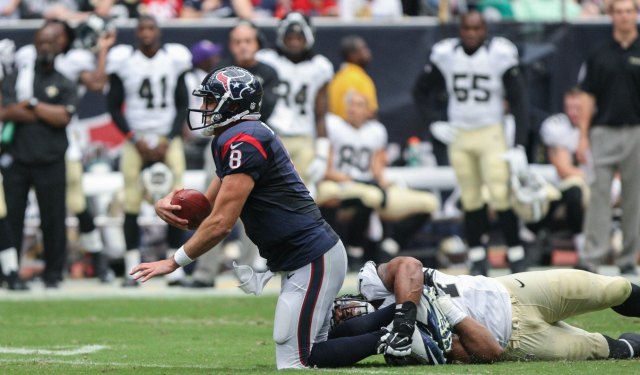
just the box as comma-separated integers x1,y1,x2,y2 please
540,113,579,152
106,44,134,76
488,37,519,76
57,48,95,84
164,43,193,73
14,44,36,70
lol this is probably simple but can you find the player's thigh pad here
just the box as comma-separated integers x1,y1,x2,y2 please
66,158,86,214
316,180,383,208
274,241,347,369
499,269,631,325
477,128,509,210
165,138,186,190
505,319,609,361
379,185,439,221
120,142,144,213
448,146,483,211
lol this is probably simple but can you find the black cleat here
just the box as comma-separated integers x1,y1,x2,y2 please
122,278,139,288
509,259,528,274
619,333,640,357
6,271,29,291
186,280,215,288
469,259,489,276
44,279,59,289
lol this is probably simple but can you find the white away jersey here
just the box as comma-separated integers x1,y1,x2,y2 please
326,113,387,182
358,262,512,348
430,37,519,130
540,113,579,152
256,49,333,137
106,43,192,135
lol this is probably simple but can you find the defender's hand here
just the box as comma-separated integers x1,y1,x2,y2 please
377,327,412,357
430,121,458,145
155,189,189,230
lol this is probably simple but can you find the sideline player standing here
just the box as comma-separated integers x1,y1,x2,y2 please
256,12,333,194
106,15,191,286
131,67,348,369
413,11,530,275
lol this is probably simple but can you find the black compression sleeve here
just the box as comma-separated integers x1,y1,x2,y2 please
106,73,131,136
503,66,529,147
169,72,188,139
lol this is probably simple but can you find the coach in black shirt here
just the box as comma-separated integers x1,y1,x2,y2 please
576,0,640,276
0,23,77,288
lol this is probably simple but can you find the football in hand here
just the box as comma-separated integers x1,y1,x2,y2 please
170,189,212,230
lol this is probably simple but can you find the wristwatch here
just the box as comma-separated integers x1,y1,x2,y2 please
27,97,39,110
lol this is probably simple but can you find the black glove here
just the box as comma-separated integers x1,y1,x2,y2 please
376,301,417,357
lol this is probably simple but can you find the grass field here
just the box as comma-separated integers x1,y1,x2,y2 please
0,294,639,374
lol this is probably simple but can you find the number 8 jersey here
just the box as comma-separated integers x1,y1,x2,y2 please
106,44,192,135
430,37,518,130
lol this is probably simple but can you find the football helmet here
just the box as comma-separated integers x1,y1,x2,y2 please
509,170,561,224
276,12,315,54
73,15,114,52
187,66,263,134
330,294,375,329
141,162,174,203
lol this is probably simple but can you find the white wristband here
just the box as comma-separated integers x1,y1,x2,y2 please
437,294,468,327
315,137,330,160
173,246,194,267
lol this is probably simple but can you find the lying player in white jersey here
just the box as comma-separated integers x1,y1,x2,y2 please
330,257,640,364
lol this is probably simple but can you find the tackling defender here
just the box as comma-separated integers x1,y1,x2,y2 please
345,257,640,363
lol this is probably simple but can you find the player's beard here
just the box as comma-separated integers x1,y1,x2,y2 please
36,52,56,71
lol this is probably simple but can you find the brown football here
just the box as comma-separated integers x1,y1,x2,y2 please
170,189,212,230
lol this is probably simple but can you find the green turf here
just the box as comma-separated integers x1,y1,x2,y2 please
0,296,638,374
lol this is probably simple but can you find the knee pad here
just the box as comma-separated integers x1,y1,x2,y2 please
273,292,301,344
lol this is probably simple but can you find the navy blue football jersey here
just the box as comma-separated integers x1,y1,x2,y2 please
211,120,339,272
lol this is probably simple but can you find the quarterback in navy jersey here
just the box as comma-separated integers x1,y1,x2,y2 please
131,66,351,369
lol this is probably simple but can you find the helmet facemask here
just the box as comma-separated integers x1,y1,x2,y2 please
330,294,375,329
186,67,262,136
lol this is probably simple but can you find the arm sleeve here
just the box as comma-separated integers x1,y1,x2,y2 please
169,71,189,139
259,66,279,122
106,73,131,136
413,62,447,125
503,66,529,147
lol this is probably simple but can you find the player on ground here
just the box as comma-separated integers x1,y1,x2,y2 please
348,257,640,363
256,12,333,194
131,67,350,369
413,11,530,275
106,15,191,286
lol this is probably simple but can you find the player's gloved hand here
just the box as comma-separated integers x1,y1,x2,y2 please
232,261,274,296
430,121,458,145
376,302,417,357
306,137,330,184
502,145,529,179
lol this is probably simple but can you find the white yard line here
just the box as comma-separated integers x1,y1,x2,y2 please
0,345,109,356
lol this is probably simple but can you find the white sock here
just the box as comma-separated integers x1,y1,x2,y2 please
468,246,486,262
0,247,19,275
124,249,141,280
165,249,186,282
79,229,104,253
507,246,525,262
573,233,585,258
